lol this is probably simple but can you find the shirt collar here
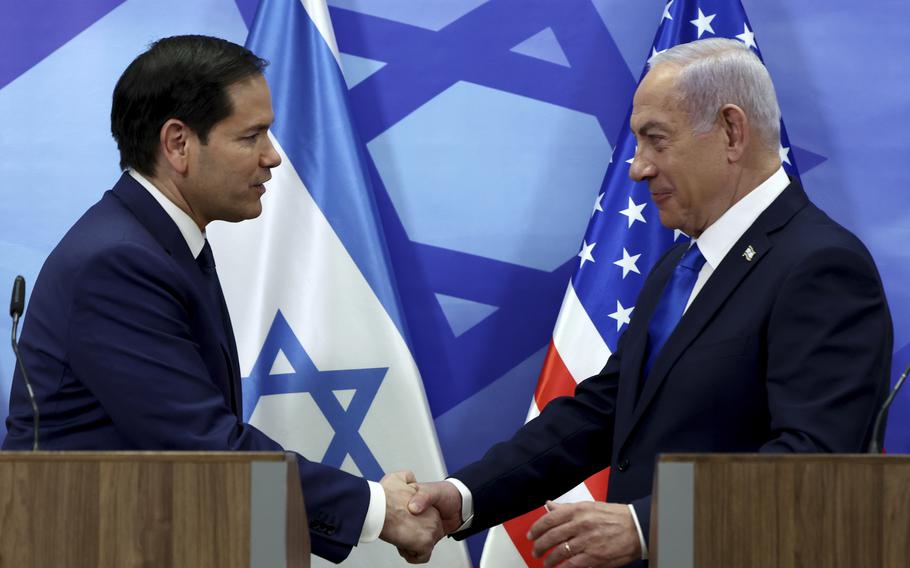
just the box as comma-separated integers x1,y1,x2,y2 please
692,166,789,269
128,169,206,259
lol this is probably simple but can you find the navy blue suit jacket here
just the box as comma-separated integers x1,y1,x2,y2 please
452,182,892,562
3,174,370,563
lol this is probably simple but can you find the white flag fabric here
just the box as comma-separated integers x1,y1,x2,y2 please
209,0,470,565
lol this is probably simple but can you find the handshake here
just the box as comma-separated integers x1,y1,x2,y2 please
377,471,464,564
375,471,643,567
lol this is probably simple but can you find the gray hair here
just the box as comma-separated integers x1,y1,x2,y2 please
649,38,781,150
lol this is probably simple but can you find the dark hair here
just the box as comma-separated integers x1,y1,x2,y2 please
111,35,267,176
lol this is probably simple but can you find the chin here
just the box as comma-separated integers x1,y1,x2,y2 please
222,206,262,223
240,207,263,221
656,211,677,231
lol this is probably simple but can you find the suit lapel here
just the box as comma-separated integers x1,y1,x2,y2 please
616,181,810,451
112,173,190,262
112,173,243,418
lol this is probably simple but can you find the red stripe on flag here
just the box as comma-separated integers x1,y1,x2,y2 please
498,340,612,564
584,465,610,502
537,341,611,501
535,341,577,408
502,507,548,567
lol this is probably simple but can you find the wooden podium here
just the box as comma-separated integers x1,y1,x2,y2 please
0,452,309,568
651,454,910,568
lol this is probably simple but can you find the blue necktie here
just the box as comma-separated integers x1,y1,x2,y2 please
643,243,707,378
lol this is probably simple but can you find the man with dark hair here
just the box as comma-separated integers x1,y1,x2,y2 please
3,35,441,564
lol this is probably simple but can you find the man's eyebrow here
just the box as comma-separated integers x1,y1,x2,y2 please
635,120,668,135
245,122,272,133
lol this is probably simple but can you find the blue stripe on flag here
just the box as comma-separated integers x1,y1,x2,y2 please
246,0,407,336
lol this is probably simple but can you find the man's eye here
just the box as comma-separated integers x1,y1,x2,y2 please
649,135,668,150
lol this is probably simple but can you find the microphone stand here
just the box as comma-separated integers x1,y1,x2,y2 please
867,361,909,454
9,276,39,450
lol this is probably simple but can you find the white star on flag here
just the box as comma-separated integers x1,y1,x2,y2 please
593,192,604,215
690,8,716,38
779,144,791,165
626,145,637,165
619,196,647,228
578,240,596,267
608,300,635,331
648,47,667,64
662,1,674,22
735,22,757,49
613,248,642,278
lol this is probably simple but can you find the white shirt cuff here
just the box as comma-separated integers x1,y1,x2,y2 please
359,480,386,542
446,478,474,532
628,503,648,560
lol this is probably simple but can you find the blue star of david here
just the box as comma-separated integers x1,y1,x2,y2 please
243,310,387,481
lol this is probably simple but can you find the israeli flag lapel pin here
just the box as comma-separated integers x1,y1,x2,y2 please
742,245,757,262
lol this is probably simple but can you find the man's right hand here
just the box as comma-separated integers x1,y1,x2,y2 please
408,481,464,535
378,471,444,563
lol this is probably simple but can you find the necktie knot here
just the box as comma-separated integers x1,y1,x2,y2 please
679,243,706,272
197,240,216,273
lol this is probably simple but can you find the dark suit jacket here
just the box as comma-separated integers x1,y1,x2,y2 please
3,173,369,563
452,182,892,562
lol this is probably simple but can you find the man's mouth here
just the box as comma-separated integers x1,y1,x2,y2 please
650,190,672,205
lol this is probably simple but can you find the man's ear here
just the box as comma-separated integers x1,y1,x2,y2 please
159,118,192,175
719,104,749,163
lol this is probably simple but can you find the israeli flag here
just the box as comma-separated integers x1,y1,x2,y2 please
208,0,470,565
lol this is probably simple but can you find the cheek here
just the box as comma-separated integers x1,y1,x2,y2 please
217,155,252,184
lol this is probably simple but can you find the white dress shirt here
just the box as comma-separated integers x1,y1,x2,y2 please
685,166,790,312
129,170,386,542
448,166,790,559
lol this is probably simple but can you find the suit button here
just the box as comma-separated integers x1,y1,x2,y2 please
618,459,630,472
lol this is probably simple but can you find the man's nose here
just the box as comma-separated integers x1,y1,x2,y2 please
628,150,655,182
262,135,282,168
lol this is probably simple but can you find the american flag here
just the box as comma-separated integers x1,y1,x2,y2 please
480,1,800,565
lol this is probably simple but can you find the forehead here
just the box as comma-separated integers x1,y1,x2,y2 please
221,74,274,127
630,64,684,131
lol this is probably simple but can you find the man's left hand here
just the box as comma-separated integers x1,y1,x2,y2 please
527,501,641,568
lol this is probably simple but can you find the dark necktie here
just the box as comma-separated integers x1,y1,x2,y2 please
643,243,707,378
196,239,241,417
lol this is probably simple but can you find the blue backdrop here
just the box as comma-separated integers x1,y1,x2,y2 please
1,0,908,563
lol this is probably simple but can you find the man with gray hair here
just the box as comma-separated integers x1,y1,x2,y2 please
407,38,891,567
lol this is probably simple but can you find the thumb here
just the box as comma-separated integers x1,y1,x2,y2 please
408,483,436,514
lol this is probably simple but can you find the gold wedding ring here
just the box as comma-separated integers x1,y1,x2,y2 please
564,541,572,555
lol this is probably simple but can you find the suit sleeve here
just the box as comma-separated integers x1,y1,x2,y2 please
761,244,892,453
451,335,628,537
67,242,369,563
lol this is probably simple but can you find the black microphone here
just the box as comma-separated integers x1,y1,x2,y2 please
9,276,39,451
867,361,909,454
